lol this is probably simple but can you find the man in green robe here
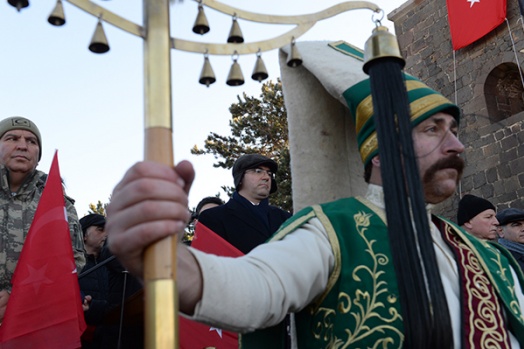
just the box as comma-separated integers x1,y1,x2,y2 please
106,75,524,349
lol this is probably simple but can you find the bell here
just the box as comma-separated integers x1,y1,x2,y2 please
286,40,302,68
48,0,66,26
227,17,244,44
251,55,268,82
192,5,210,35
226,60,244,86
89,19,110,54
8,0,29,11
199,56,216,87
363,26,405,74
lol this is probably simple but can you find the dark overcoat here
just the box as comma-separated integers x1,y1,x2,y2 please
198,197,291,254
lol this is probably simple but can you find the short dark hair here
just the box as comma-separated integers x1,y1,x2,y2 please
195,196,224,217
364,161,372,183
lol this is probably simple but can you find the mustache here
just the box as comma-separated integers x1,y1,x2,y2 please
423,156,465,180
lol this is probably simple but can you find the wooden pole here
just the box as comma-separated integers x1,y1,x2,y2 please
142,1,178,348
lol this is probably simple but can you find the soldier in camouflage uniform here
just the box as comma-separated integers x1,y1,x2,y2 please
0,116,85,321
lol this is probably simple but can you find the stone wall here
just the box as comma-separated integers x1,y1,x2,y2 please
389,0,524,221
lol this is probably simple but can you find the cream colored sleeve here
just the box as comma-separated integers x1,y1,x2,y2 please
508,266,524,348
186,217,334,333
511,267,524,310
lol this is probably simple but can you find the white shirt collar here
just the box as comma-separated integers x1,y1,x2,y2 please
364,183,434,215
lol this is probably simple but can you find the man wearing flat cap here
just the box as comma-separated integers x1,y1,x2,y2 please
0,116,85,322
81,214,107,261
107,57,524,347
457,194,499,240
79,213,144,348
197,153,292,348
497,208,524,271
198,154,291,254
78,214,111,347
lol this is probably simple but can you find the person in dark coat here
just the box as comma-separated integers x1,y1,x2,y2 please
497,208,524,272
78,214,111,348
197,154,292,348
79,214,144,349
198,154,291,254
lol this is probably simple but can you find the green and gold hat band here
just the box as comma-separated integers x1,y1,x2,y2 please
343,74,460,166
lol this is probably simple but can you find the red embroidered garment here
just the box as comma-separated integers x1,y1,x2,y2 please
436,218,511,348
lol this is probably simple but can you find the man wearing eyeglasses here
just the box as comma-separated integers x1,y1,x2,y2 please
198,154,291,254
196,154,292,348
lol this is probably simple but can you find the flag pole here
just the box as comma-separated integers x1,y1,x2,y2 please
142,0,178,348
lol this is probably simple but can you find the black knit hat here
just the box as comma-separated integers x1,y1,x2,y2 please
232,154,278,194
496,208,524,226
457,194,496,226
79,214,106,237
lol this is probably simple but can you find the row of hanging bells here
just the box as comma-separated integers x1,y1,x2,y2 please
194,3,302,87
15,0,302,85
199,40,301,87
200,50,270,87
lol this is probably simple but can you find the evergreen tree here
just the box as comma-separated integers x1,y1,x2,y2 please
191,79,292,212
88,200,108,216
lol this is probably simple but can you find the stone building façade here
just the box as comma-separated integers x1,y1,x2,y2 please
389,0,524,221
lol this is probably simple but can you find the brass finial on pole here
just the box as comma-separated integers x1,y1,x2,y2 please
143,0,177,348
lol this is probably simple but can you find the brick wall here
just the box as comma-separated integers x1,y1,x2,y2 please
389,0,524,222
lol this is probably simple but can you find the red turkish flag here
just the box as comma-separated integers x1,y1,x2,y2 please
0,151,86,349
191,221,243,257
447,0,506,50
179,222,242,349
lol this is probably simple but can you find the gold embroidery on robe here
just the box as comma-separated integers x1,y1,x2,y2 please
308,211,403,348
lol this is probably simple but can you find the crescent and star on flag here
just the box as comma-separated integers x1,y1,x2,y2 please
209,327,224,338
467,0,480,7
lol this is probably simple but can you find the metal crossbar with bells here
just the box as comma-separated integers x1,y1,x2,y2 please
6,0,384,347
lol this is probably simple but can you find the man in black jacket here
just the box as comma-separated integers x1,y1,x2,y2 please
197,154,292,348
198,154,291,254
79,214,109,321
79,214,144,349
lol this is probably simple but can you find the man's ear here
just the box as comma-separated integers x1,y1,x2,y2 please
464,221,472,230
371,155,380,168
368,155,383,185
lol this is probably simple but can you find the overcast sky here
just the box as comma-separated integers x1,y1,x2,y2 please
0,0,406,216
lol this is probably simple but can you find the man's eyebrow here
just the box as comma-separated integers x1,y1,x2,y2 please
431,116,458,128
2,132,19,139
